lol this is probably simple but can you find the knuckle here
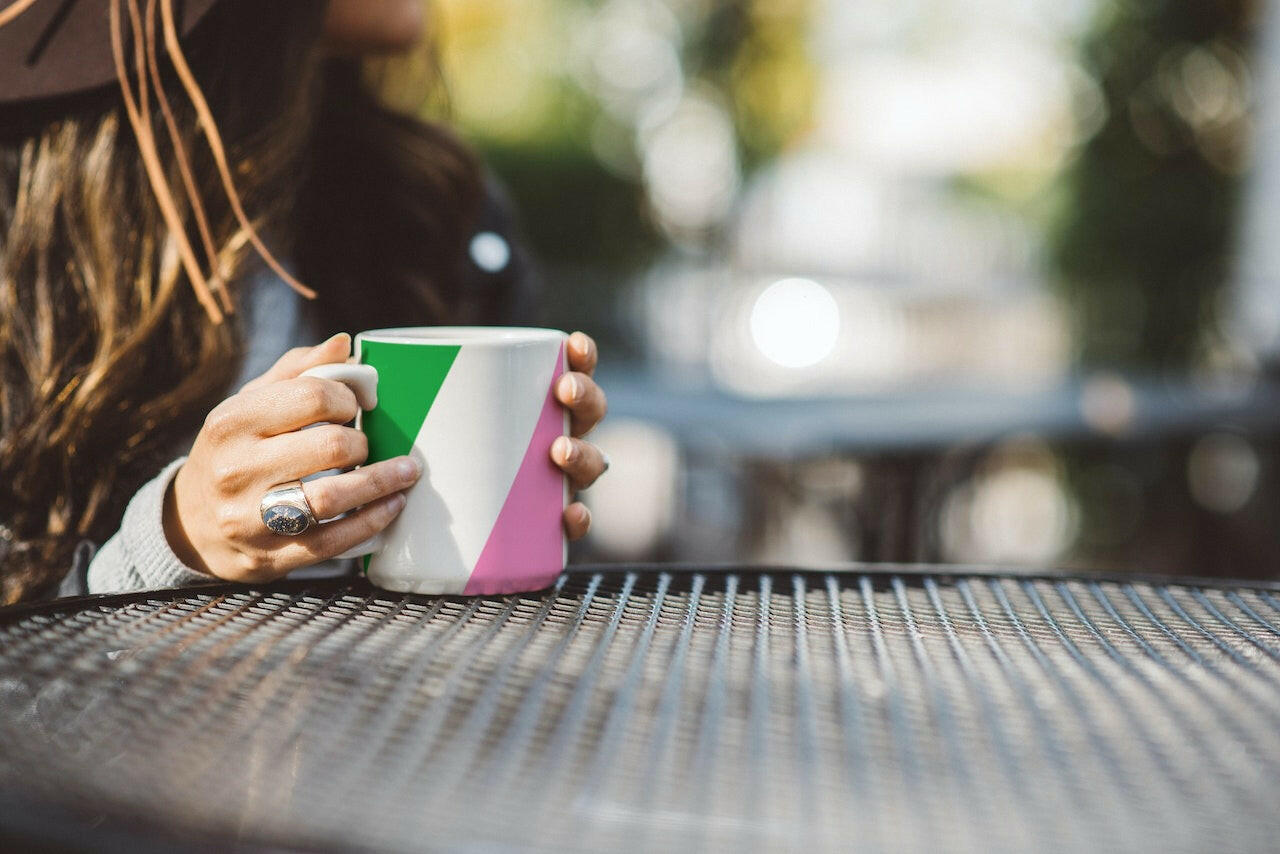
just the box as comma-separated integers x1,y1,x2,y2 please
203,403,237,440
297,377,358,423
296,377,331,416
318,427,359,468
302,481,331,518
365,505,397,534
335,388,359,422
240,559,279,585
238,551,277,581
364,465,395,497
211,461,245,495
315,529,349,559
254,554,279,578
307,526,347,560
294,541,329,566
360,499,397,532
214,501,242,538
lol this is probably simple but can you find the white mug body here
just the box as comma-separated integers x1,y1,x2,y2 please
353,327,569,595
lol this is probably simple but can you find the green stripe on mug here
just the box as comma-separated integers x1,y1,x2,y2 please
360,340,460,465
357,340,459,574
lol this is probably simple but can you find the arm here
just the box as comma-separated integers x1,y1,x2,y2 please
86,458,214,594
77,335,424,594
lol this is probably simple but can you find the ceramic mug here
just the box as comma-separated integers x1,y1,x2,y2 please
302,327,569,595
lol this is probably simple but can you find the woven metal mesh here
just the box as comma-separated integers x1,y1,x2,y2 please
1,568,1280,852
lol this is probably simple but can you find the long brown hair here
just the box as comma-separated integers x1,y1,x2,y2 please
298,60,482,337
0,0,482,602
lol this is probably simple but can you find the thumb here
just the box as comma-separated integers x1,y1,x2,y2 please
241,333,351,392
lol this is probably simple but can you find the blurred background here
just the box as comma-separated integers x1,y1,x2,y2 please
426,0,1280,577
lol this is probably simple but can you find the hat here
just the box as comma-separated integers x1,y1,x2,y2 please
0,0,220,103
0,0,316,322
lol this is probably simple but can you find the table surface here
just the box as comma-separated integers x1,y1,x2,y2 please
2,565,1280,853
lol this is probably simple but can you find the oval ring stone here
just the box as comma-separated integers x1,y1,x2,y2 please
263,504,310,536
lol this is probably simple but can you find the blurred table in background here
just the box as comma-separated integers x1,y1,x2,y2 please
586,368,1280,575
599,369,1280,455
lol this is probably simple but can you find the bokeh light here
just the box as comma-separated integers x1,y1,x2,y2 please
1080,372,1136,436
580,418,681,558
640,91,741,235
749,278,840,369
941,440,1077,565
1187,433,1260,515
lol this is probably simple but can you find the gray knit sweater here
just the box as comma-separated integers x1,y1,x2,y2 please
86,457,210,593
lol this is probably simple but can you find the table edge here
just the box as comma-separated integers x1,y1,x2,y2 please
3,561,1277,622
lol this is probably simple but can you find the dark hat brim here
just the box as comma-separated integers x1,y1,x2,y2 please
0,0,221,104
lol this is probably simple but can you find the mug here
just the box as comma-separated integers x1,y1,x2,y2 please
303,327,569,595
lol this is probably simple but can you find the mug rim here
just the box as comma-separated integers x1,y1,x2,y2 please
356,326,567,346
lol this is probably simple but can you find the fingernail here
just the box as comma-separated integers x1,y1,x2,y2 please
570,331,589,353
396,457,421,480
563,373,583,402
312,332,344,353
553,436,575,462
390,493,407,513
578,504,592,527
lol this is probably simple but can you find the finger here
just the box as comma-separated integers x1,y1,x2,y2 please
274,492,408,569
301,456,421,520
551,437,608,491
564,502,591,541
258,424,369,482
245,375,360,436
241,333,351,392
555,372,608,437
567,331,598,377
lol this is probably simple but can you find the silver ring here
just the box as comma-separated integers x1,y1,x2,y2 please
260,481,318,536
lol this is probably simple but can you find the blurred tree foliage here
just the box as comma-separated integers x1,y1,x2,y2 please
687,0,816,172
1050,0,1258,371
433,0,814,270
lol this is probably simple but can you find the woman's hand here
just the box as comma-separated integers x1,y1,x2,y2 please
551,331,609,540
164,333,420,582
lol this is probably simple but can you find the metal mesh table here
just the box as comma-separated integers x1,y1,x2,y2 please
2,566,1279,852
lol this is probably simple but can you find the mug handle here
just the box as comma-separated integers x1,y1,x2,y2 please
301,362,378,410
300,363,385,560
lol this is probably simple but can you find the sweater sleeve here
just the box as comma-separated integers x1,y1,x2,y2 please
86,457,216,594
